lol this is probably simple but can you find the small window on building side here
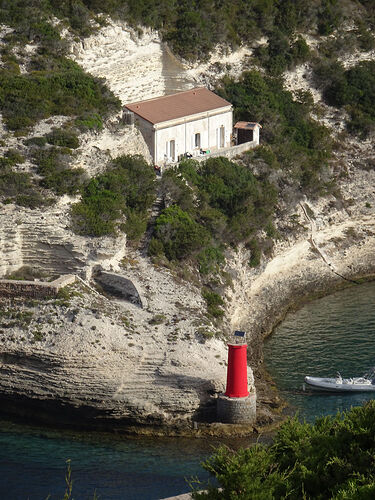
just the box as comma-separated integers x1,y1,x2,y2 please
220,126,225,148
195,133,201,148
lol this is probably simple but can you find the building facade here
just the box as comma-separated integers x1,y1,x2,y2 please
124,88,233,165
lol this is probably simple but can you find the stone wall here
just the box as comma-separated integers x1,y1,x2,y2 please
195,140,258,162
217,393,257,424
0,275,76,299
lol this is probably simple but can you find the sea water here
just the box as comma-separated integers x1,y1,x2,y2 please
264,281,375,422
0,421,215,499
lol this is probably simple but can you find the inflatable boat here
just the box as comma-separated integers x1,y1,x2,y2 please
305,370,375,392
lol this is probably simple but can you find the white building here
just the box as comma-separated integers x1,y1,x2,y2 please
124,87,234,165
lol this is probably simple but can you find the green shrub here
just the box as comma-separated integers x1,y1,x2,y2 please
1,53,20,74
149,314,166,325
112,155,156,210
247,238,261,267
23,136,47,147
0,59,120,131
5,148,25,164
218,70,332,193
357,24,375,51
161,167,196,214
155,205,210,261
193,401,375,499
249,145,279,169
46,129,80,149
202,289,225,319
71,155,156,238
148,237,165,257
197,247,225,275
16,192,54,209
0,170,33,197
29,20,61,42
255,31,310,76
317,0,342,35
33,147,86,195
41,168,87,196
122,209,147,243
75,113,103,131
0,149,25,168
323,61,375,137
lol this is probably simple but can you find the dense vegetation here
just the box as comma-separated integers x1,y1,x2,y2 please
0,56,120,133
71,155,156,238
149,156,277,278
218,71,333,193
33,146,87,196
193,401,375,499
0,1,374,62
0,149,53,208
0,1,120,134
315,60,375,138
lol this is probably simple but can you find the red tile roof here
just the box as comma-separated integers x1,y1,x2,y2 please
125,87,231,125
234,121,262,129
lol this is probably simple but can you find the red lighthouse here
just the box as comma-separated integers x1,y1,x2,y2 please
225,342,249,398
217,330,256,424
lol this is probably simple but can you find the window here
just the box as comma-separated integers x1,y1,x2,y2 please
165,140,176,161
169,140,175,161
194,133,201,148
220,126,225,148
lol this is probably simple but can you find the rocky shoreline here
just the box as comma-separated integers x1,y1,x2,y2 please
227,189,375,427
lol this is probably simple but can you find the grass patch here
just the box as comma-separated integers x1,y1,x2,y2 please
149,314,166,325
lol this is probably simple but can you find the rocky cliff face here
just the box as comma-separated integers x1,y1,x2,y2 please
0,264,256,430
1,19,375,432
226,159,375,362
0,201,127,279
69,20,252,104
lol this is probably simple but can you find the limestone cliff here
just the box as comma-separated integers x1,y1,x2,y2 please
0,19,375,433
0,264,243,429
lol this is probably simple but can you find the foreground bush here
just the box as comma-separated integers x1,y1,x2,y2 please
193,401,375,499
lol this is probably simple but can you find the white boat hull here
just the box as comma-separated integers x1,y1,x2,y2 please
305,376,375,392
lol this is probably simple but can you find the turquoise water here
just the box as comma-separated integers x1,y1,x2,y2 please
264,281,375,422
0,421,214,499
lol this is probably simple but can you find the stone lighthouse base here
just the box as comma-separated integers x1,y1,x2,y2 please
217,393,256,424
